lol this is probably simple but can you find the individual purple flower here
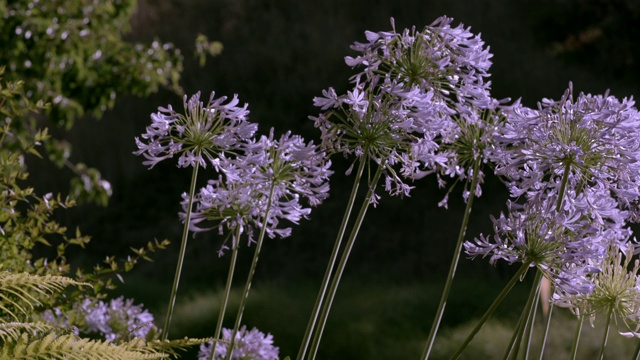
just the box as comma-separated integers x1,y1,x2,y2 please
198,325,279,360
493,84,640,219
134,91,257,169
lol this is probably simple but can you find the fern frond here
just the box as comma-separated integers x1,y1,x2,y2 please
0,271,89,321
1,332,170,360
0,321,57,342
142,337,214,356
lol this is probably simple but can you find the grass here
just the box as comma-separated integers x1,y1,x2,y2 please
113,271,640,359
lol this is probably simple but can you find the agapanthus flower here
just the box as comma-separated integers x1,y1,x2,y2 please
41,296,157,342
312,17,500,203
345,16,493,110
554,243,640,338
198,326,279,360
183,128,332,254
493,84,640,220
134,91,257,169
465,191,612,295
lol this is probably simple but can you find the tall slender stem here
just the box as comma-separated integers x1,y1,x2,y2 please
569,315,584,360
521,272,542,360
224,184,276,360
421,158,481,360
209,227,241,360
161,155,201,340
449,262,530,360
504,270,541,360
597,308,613,360
537,303,554,360
306,164,384,360
296,157,366,360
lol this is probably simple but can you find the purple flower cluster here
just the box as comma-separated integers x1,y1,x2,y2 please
311,16,501,203
465,84,640,299
198,326,279,360
134,91,256,169
184,128,332,255
41,296,157,342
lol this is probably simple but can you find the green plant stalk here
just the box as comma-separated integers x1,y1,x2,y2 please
421,158,481,360
296,156,366,360
633,338,640,360
449,262,530,360
521,272,542,360
597,307,613,360
537,303,554,360
503,270,541,360
306,164,384,360
224,184,276,360
569,315,584,360
209,226,242,360
556,162,572,212
161,153,201,340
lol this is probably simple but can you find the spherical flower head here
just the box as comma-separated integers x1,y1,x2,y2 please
345,16,493,110
181,174,264,256
312,79,451,198
183,128,332,254
554,243,640,338
465,192,607,295
198,325,279,360
494,84,640,218
134,91,257,169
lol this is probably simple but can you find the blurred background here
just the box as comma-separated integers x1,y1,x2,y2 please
27,0,640,358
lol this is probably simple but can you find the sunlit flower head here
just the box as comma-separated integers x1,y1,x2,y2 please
198,325,279,360
134,91,257,169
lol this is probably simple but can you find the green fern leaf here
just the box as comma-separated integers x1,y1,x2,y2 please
0,271,89,321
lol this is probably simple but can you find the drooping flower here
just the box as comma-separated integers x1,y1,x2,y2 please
198,325,279,360
134,91,257,169
493,84,640,219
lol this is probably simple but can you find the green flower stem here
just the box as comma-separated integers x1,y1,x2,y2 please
306,164,384,360
633,338,640,360
449,262,530,360
569,315,584,360
209,227,241,360
556,162,571,212
520,271,542,360
224,184,276,360
503,270,541,360
296,157,367,360
537,303,554,360
421,158,481,360
161,154,201,340
597,307,613,360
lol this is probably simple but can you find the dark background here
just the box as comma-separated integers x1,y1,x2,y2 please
27,0,640,357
